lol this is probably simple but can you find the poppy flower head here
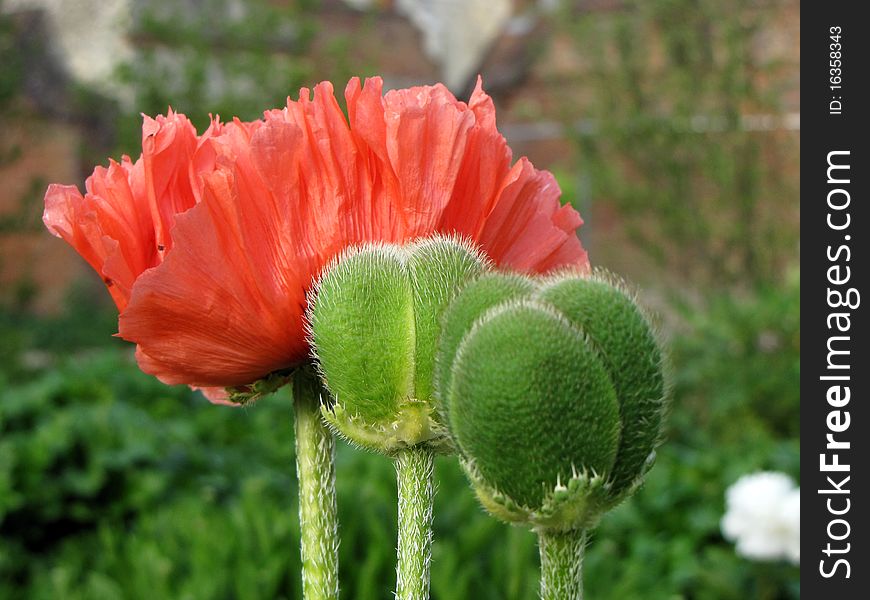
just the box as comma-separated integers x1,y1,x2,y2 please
44,77,590,397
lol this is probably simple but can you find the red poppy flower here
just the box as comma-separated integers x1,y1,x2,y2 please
43,110,231,311
44,77,589,396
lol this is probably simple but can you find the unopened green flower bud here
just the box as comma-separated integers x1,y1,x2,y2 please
434,272,536,425
437,270,667,531
536,274,667,499
308,235,487,455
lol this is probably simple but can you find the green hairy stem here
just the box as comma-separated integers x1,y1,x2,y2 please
538,529,587,600
395,446,436,600
293,371,339,600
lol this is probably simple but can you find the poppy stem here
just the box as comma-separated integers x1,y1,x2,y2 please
395,446,435,600
538,529,586,600
293,369,339,600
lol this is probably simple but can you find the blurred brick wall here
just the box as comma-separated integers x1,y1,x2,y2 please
0,117,88,314
1,0,799,313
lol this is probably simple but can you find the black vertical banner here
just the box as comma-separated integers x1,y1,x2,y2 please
803,3,869,597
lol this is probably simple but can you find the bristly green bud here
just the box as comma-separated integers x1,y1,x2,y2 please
308,235,487,455
437,270,668,531
434,273,536,425
536,272,667,501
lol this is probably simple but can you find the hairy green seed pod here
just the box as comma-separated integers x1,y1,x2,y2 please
308,235,487,455
437,270,667,531
434,273,536,425
536,274,666,500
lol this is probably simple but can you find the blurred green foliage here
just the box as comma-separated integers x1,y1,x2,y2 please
0,5,23,113
112,0,347,157
0,271,799,599
563,0,798,287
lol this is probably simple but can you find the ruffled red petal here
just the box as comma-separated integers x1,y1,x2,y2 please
435,76,513,239
43,157,157,310
480,158,589,273
119,120,312,386
48,77,590,398
43,111,239,315
142,111,202,255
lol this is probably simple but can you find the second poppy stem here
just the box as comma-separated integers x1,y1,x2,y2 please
538,528,587,600
395,446,435,600
293,369,339,600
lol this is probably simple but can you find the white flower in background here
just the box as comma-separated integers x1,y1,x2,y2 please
721,471,800,565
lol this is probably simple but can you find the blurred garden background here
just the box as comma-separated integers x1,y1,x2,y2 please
0,0,799,598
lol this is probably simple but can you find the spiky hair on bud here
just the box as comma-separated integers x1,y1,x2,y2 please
306,234,488,455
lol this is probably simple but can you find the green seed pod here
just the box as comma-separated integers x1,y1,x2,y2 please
434,273,537,424
437,270,667,531
536,272,666,500
309,235,487,454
